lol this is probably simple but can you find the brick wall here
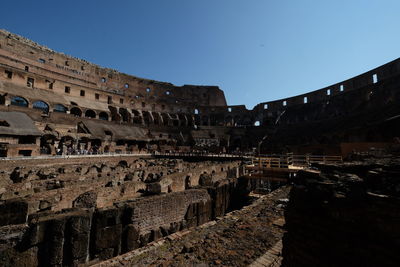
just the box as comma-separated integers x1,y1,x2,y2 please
0,173,253,266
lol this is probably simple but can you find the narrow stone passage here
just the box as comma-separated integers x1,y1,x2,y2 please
92,186,290,267
249,240,282,267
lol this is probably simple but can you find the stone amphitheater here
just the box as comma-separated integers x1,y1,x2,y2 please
0,30,399,266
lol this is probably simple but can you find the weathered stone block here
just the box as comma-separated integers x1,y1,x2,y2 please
0,200,28,226
0,246,39,267
151,228,162,242
68,213,92,264
145,182,162,195
98,248,114,261
73,191,97,209
199,173,213,186
122,224,140,252
38,200,51,211
139,231,151,247
160,224,170,236
169,221,180,234
95,225,122,249
44,218,66,266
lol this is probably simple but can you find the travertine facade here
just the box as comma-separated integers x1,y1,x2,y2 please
0,29,230,157
1,29,399,157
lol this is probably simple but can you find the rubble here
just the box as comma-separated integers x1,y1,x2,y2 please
282,159,400,267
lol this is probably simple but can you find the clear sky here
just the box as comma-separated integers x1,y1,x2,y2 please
1,0,400,109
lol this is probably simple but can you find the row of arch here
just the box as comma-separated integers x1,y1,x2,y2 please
9,96,105,119
8,96,198,127
199,115,262,127
113,108,197,127
40,133,179,156
9,96,263,127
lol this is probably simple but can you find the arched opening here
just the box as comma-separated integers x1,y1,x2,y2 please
40,134,56,155
202,116,209,126
234,115,240,126
119,108,131,122
131,109,143,124
178,114,187,126
143,111,153,125
90,139,102,154
85,109,96,118
171,114,179,127
161,113,170,126
225,116,233,126
10,96,28,107
108,106,121,122
242,116,252,126
116,140,125,146
59,136,75,154
185,175,191,189
99,112,109,121
32,100,49,113
53,104,68,113
70,107,82,117
152,112,162,125
77,137,90,152
187,116,194,126
231,138,242,152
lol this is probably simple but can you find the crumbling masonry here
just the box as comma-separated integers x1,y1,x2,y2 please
0,29,400,267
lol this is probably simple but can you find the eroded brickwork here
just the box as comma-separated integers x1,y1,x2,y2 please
0,147,255,266
0,29,399,267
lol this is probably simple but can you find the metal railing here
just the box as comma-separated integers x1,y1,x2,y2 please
254,154,343,169
0,151,248,161
257,157,289,169
0,151,342,166
152,151,249,159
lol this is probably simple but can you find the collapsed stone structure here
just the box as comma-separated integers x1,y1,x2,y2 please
283,159,400,267
0,29,399,267
0,156,251,266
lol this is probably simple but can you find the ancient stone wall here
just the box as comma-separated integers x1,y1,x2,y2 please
0,156,241,213
201,57,400,127
0,29,226,118
282,160,400,267
0,172,254,266
90,189,212,261
1,29,399,156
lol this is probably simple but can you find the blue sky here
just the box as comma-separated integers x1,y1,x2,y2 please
1,0,400,109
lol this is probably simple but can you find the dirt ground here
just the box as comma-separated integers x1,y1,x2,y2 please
95,186,290,267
